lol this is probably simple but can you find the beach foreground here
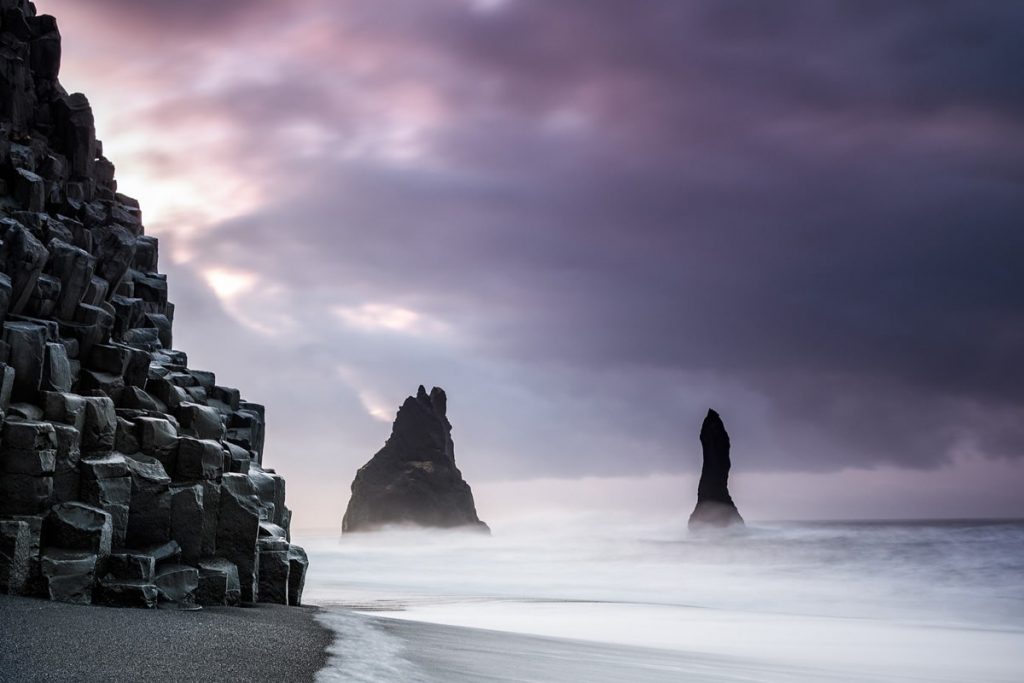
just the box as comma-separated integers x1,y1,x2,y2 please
0,595,332,683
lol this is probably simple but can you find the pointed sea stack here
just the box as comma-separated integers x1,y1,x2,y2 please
342,386,489,533
688,409,744,529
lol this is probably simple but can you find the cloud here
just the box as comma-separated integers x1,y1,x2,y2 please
39,0,1024,520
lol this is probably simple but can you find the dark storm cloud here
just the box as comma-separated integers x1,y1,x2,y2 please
50,0,1024,480
153,0,1024,473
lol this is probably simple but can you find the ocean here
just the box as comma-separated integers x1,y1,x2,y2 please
297,517,1024,682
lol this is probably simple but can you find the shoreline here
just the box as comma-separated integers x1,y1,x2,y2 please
315,604,1024,683
0,595,333,683
314,606,876,683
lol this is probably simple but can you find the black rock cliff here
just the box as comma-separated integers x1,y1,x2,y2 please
0,0,307,608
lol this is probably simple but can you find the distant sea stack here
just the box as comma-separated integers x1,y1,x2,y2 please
0,1,307,608
688,409,744,529
343,386,489,533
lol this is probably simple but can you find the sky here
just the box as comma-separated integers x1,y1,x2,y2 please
38,0,1024,525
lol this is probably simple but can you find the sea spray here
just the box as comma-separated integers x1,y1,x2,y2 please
298,516,1024,682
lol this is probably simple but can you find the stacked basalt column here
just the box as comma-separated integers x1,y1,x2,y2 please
0,1,307,609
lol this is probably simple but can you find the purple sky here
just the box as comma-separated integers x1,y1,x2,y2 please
39,0,1024,524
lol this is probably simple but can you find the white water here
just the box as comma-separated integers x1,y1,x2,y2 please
298,517,1024,682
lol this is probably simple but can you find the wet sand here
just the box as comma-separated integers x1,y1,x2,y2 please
0,595,333,683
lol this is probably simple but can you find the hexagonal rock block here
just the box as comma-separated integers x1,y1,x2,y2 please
3,321,47,402
4,226,49,317
48,238,96,321
77,369,125,404
189,370,216,391
154,563,198,609
223,442,251,475
41,391,87,431
196,558,240,607
94,579,158,609
169,484,203,565
81,395,116,455
41,342,72,392
24,274,62,320
146,378,187,410
40,548,97,605
50,422,82,469
257,537,290,606
0,520,32,595
134,416,178,476
42,502,112,556
216,473,261,604
209,386,240,413
250,467,286,528
103,552,156,582
79,454,129,480
92,224,136,294
79,454,130,548
175,402,224,441
124,456,172,548
51,423,82,503
123,348,151,389
287,544,308,607
14,168,45,211
3,419,57,451
53,92,97,178
115,417,141,453
120,386,163,412
176,437,223,480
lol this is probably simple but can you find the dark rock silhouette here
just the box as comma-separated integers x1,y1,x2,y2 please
0,0,307,607
688,409,744,529
343,386,489,533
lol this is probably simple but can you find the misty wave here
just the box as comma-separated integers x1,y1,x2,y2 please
300,517,1024,682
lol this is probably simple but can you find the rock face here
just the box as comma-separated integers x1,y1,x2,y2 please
688,409,744,529
0,1,306,608
343,386,488,533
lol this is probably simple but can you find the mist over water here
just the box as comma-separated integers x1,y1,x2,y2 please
299,516,1024,682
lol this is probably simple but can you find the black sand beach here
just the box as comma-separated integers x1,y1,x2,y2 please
0,595,332,683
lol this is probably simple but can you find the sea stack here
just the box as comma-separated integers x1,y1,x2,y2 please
343,386,489,533
0,1,307,608
688,409,744,529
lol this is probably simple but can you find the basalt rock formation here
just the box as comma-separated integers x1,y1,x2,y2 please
343,386,489,533
0,1,307,608
688,409,744,529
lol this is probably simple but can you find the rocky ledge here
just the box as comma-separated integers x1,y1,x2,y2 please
688,409,744,529
343,386,489,533
0,0,307,608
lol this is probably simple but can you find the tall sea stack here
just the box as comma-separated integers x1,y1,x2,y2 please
0,1,307,608
688,409,744,529
343,386,488,533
